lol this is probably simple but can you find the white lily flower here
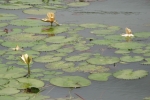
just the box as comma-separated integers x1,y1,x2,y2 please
121,27,134,37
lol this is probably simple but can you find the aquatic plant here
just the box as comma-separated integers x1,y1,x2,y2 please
20,54,32,77
41,12,59,26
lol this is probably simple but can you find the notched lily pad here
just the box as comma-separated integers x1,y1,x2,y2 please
88,73,112,81
50,76,91,88
113,69,148,80
120,55,144,62
68,2,89,7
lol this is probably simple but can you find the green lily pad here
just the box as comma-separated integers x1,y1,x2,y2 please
36,5,68,10
77,64,109,73
0,96,15,100
45,61,74,70
107,26,120,31
34,55,62,63
104,35,125,41
141,58,150,65
2,41,44,48
4,34,46,42
87,56,119,65
24,25,69,34
65,53,91,62
120,56,144,62
23,9,55,15
57,48,74,53
10,19,46,26
113,69,148,80
134,32,150,38
32,44,63,51
132,49,149,54
80,23,107,28
0,67,27,79
17,78,44,89
74,43,91,51
50,76,91,88
115,49,130,54
88,73,112,81
111,42,145,50
0,13,17,21
29,95,50,100
0,23,8,28
0,79,9,85
68,2,89,7
0,87,20,95
91,39,117,45
0,4,32,10
9,0,43,4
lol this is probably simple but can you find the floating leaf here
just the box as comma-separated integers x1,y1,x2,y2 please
104,35,125,41
74,43,91,51
24,25,69,34
57,48,74,53
0,13,17,21
120,56,144,62
0,96,15,100
65,53,91,62
34,55,62,63
91,39,117,45
36,5,68,10
0,23,8,28
45,61,74,70
4,34,46,42
9,0,43,4
23,9,55,15
87,56,119,65
80,23,107,28
50,76,91,87
111,42,145,50
0,79,9,86
113,69,148,80
68,2,89,7
0,67,27,79
32,44,63,51
0,87,20,95
29,95,50,100
115,49,130,54
88,73,112,81
62,67,77,72
17,78,44,89
107,26,120,31
10,19,46,26
77,65,110,73
132,49,149,54
0,4,32,10
134,32,150,38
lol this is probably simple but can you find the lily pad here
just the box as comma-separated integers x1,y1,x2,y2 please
134,32,150,38
65,53,91,62
9,0,43,5
104,35,125,41
113,69,148,80
10,19,46,26
0,79,9,85
68,2,89,7
45,61,74,70
24,25,69,34
34,55,62,63
80,23,107,28
32,44,63,51
0,13,17,21
91,29,115,35
111,42,145,50
17,78,44,89
4,34,46,42
0,96,15,100
23,9,55,15
87,56,119,65
120,56,144,62
50,76,91,88
88,73,112,81
0,67,27,79
0,87,20,95
0,4,32,10
115,49,130,54
91,39,117,45
0,23,8,28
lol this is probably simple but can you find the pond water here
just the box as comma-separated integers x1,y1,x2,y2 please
0,0,150,100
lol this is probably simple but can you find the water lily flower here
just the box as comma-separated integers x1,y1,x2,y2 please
20,54,32,77
41,12,59,26
122,28,134,37
11,45,23,51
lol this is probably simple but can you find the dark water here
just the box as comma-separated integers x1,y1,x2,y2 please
0,0,150,100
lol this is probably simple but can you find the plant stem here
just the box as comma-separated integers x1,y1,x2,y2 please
27,64,30,77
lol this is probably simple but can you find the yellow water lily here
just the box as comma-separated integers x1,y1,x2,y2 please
122,27,134,37
11,45,23,51
41,12,59,26
20,54,32,77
